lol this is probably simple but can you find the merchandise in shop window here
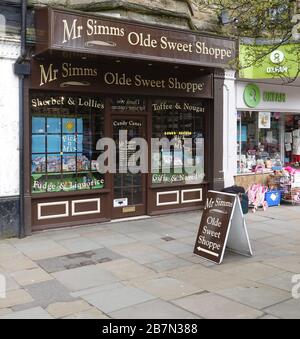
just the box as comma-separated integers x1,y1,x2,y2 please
292,128,300,163
31,92,105,193
236,111,300,174
151,99,206,185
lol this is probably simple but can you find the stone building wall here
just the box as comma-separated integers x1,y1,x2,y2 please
28,0,219,32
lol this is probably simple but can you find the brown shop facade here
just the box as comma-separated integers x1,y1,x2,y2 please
24,7,236,232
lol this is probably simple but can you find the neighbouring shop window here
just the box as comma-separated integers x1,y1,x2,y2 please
237,111,282,173
151,100,205,185
31,93,105,193
284,114,300,165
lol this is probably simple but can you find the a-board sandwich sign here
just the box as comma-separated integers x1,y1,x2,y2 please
193,190,253,264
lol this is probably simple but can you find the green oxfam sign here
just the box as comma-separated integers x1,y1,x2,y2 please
244,84,261,108
243,83,287,108
240,43,299,79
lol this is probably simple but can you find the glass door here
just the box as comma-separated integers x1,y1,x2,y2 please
112,116,147,218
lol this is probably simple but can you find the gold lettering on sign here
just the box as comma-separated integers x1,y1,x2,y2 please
40,64,59,86
61,63,98,77
103,72,206,94
62,19,83,43
86,19,125,37
39,63,98,87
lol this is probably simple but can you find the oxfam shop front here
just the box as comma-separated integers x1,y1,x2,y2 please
235,81,300,202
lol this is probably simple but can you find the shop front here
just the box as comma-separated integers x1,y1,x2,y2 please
235,81,300,201
24,7,236,232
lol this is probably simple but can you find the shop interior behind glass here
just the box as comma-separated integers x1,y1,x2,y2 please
237,111,300,173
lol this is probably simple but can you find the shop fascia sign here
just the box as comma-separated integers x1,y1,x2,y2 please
35,7,236,69
239,43,299,79
243,83,287,108
31,60,214,98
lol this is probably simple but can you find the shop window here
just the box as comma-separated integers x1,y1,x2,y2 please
31,93,105,193
284,114,300,165
237,111,282,173
151,100,205,185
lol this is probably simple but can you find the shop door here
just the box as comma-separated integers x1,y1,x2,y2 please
112,116,147,219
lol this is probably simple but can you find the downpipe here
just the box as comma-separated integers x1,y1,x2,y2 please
14,0,30,238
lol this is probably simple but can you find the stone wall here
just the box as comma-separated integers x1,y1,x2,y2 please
28,0,219,32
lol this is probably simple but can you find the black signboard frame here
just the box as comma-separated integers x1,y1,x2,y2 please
194,190,253,264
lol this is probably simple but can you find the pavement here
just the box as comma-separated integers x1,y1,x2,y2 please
0,205,300,319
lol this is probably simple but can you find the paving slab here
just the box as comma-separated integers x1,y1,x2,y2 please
167,265,258,292
0,308,13,316
0,254,38,273
53,265,119,292
0,306,53,319
10,268,53,286
213,262,285,281
156,216,195,228
129,276,202,301
57,237,101,253
244,248,296,263
284,232,300,241
172,293,263,319
259,272,295,292
37,248,122,273
20,280,75,309
250,223,293,236
63,307,110,319
154,241,192,255
109,298,199,319
110,222,147,234
126,231,162,242
35,230,81,241
0,289,33,309
216,285,291,310
265,299,300,319
0,270,19,291
82,285,156,314
98,258,157,281
110,243,174,265
274,243,300,255
46,300,91,318
146,257,192,273
83,230,138,247
70,282,125,298
179,236,198,246
259,314,280,319
12,239,71,260
0,242,22,258
256,235,299,247
263,256,300,273
157,228,195,239
177,253,216,267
